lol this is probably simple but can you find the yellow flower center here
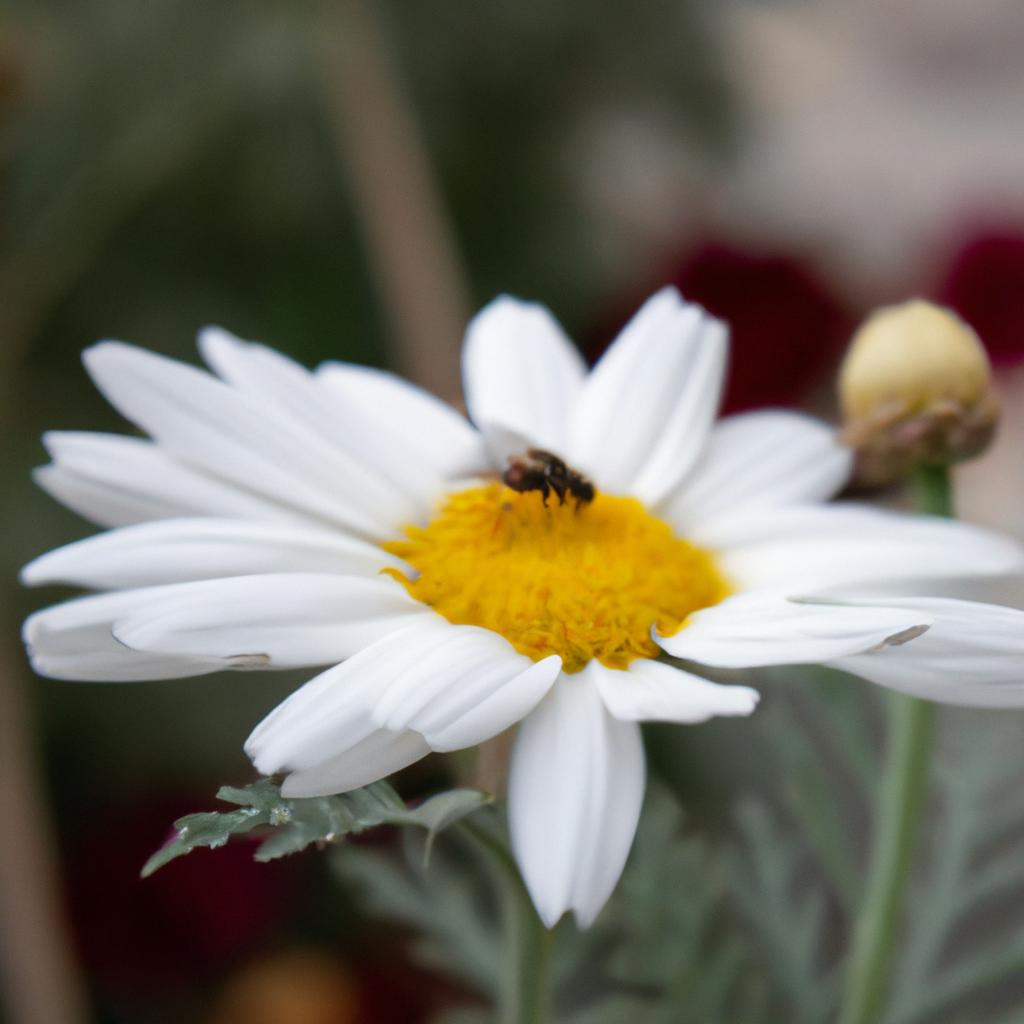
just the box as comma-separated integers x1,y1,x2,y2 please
382,483,731,674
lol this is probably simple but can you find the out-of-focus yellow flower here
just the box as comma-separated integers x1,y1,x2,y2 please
840,300,1000,484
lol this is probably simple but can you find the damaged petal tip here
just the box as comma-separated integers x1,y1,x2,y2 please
229,653,272,669
871,623,931,652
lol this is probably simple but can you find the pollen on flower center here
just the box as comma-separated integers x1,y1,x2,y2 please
382,482,732,674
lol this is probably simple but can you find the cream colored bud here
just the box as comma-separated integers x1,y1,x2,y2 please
839,300,999,485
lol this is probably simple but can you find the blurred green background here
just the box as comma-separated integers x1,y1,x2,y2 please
5,1,1024,1022
3,0,731,811
1,4,736,1021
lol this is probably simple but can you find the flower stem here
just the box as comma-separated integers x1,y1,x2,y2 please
838,463,950,1024
909,461,955,518
462,820,551,1024
838,694,936,1024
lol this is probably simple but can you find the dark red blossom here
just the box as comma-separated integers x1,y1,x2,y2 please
596,241,853,412
938,229,1024,365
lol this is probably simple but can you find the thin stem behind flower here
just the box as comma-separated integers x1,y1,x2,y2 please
837,463,951,1024
461,819,551,1024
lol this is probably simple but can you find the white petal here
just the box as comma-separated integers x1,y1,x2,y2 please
246,664,380,775
21,518,404,590
280,730,432,797
657,592,933,668
83,341,414,537
593,658,760,723
36,433,306,530
832,597,1024,707
112,573,428,669
566,288,727,504
462,296,587,463
370,628,562,752
508,668,645,929
701,505,1024,593
660,411,852,531
23,589,224,681
200,327,444,510
246,618,560,775
317,361,488,480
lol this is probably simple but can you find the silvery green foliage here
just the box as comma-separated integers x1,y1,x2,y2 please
770,676,1024,1024
737,675,1024,1024
142,778,489,877
336,826,506,999
883,711,1024,1024
562,784,771,1024
334,674,1024,1024
137,675,1024,1023
337,787,770,1024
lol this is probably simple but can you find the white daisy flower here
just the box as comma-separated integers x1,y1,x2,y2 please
22,288,1024,928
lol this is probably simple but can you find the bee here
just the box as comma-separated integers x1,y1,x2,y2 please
502,448,595,508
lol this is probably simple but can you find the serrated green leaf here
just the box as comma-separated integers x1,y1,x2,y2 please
142,778,489,877
214,779,283,808
141,805,267,877
253,782,405,862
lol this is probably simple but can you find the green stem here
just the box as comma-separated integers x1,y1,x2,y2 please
909,462,955,518
838,695,936,1024
838,463,951,1024
461,820,551,1024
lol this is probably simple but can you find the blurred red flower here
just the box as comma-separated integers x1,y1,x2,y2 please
66,794,297,999
596,241,853,412
938,229,1024,365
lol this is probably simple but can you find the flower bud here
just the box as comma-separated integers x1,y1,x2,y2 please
839,300,999,486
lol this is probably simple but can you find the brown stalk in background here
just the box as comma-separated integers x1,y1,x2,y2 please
316,0,471,403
